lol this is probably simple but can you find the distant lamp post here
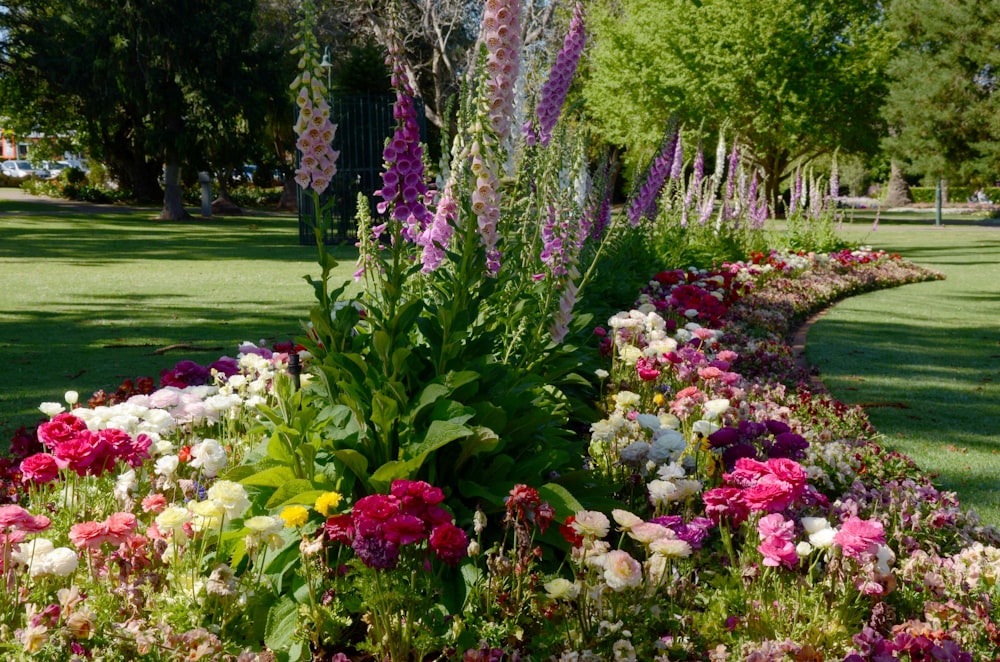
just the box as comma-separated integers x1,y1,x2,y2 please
320,46,333,94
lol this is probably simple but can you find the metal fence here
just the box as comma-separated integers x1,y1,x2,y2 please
298,94,426,245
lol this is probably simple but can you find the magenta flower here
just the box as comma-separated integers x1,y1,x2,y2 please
382,514,428,545
758,535,798,568
526,3,586,147
702,487,749,525
37,412,88,450
757,513,795,541
19,452,64,484
0,504,51,532
416,177,457,273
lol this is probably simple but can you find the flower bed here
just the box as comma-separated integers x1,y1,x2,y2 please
4,246,1000,660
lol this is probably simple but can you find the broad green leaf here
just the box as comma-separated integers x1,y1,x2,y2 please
266,479,316,509
538,483,584,519
240,466,298,488
402,419,473,461
264,596,298,652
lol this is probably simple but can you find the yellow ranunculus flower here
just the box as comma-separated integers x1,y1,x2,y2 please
279,505,309,528
314,491,343,516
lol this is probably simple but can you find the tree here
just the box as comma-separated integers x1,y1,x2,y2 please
882,0,1000,185
583,0,895,212
0,0,269,219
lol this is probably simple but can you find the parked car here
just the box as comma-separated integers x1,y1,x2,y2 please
1,160,49,179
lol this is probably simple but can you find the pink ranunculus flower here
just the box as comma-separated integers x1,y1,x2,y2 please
69,521,110,550
757,513,794,541
742,478,796,513
758,535,799,568
105,512,138,545
702,487,749,525
834,516,885,560
20,453,65,484
141,494,168,514
0,504,52,532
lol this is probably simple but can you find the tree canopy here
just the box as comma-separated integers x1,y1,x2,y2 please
882,0,1000,185
0,0,272,216
583,0,895,210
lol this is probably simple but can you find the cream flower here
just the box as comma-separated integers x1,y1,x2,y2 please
206,480,250,520
544,577,581,600
571,510,610,539
603,550,643,592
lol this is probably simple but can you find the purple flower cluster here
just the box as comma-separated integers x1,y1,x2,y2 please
708,419,809,470
845,625,973,662
649,515,713,550
525,3,586,147
627,128,679,226
415,177,457,273
324,479,468,570
375,40,431,241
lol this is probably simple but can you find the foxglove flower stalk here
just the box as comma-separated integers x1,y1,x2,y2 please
376,39,432,241
789,168,803,216
482,0,522,142
718,141,740,226
292,79,340,196
681,143,704,227
627,128,678,226
830,157,840,202
525,3,586,147
416,177,457,273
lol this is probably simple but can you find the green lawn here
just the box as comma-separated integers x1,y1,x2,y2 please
806,214,1000,525
0,197,357,438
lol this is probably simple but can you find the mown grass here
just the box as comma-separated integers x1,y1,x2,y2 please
806,214,1000,525
0,196,357,439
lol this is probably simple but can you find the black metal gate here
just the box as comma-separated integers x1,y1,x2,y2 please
298,94,426,245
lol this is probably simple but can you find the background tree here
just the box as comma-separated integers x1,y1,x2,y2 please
0,0,270,219
583,0,895,212
882,0,1000,187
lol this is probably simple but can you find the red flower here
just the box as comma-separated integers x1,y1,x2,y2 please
560,515,584,547
429,522,468,566
19,452,64,484
382,514,428,545
37,413,88,450
324,514,355,545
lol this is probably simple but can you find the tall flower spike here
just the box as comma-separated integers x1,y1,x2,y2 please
681,143,704,228
526,3,586,147
376,37,431,241
627,127,678,227
291,9,339,197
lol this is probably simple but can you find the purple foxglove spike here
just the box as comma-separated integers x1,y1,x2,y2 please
533,3,586,147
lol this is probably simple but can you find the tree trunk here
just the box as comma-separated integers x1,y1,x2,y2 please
278,177,298,211
159,162,191,220
884,161,912,207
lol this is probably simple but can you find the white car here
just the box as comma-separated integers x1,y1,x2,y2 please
1,160,49,179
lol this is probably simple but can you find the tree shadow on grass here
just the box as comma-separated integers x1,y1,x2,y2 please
0,297,313,436
807,318,1000,520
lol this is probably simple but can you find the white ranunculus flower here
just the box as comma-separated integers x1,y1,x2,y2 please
190,438,228,477
619,345,642,366
796,541,814,557
114,469,138,503
154,454,180,478
612,391,640,411
206,480,250,520
656,462,686,481
658,413,681,429
64,390,79,406
245,515,283,535
875,544,895,576
692,420,720,436
809,526,837,549
594,368,609,380
13,538,55,568
44,547,79,577
571,510,611,539
603,550,643,592
189,499,226,532
611,509,643,531
39,402,66,417
544,577,581,600
650,537,692,558
800,517,830,534
702,398,731,420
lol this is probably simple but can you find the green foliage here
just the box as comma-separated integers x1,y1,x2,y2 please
584,0,894,209
908,185,1000,205
883,0,1000,183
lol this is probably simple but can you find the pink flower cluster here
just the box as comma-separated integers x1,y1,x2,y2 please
22,413,151,482
324,480,468,570
702,457,826,525
69,512,138,551
293,79,340,196
0,504,51,572
757,512,798,568
375,40,432,240
482,0,522,141
833,516,885,561
525,3,586,147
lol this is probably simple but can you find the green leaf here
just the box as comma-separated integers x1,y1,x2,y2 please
330,448,369,482
266,430,296,464
538,483,584,520
264,595,298,652
402,419,474,461
456,426,501,467
266,479,316,509
240,466,298,488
